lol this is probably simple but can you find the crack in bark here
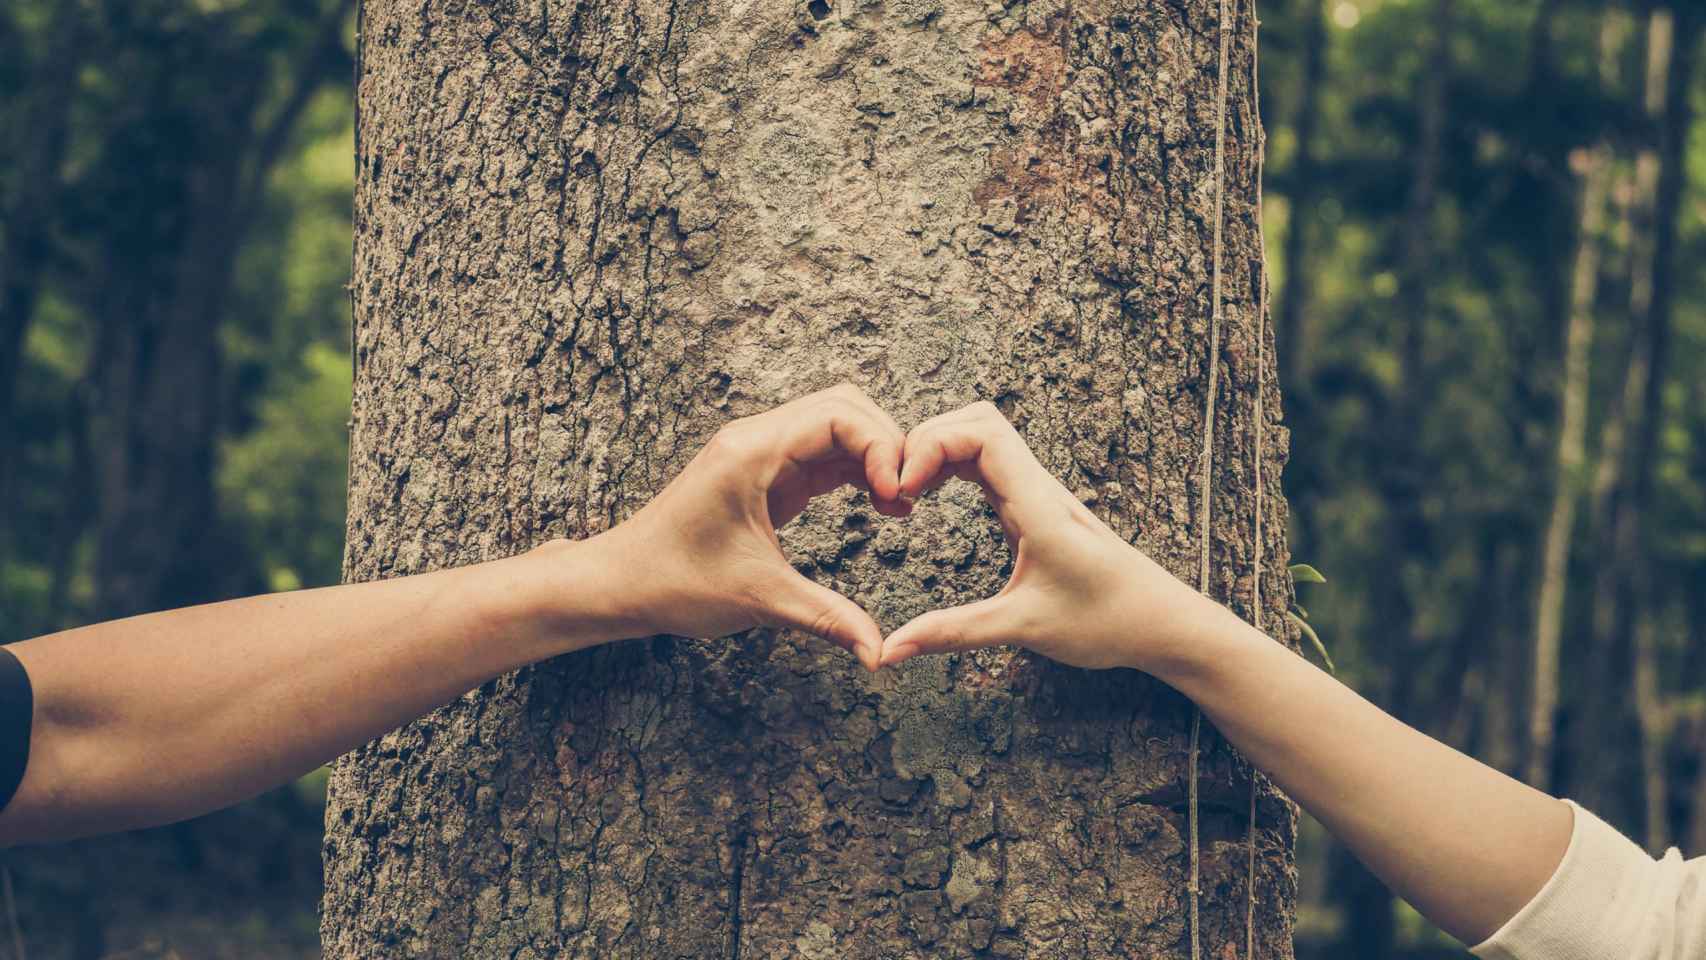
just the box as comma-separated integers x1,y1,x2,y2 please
725,827,748,960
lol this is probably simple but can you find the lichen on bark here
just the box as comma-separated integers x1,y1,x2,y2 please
323,0,1299,956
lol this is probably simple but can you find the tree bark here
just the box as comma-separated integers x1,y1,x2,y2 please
322,1,1298,957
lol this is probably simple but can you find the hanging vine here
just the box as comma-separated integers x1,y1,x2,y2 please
1188,0,1236,955
1246,2,1269,955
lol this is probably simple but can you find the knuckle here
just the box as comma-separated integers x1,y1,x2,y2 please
830,384,885,421
905,424,939,452
916,411,955,436
707,421,760,461
809,606,844,644
817,393,858,418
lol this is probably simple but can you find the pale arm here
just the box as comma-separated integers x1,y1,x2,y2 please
880,401,1572,947
1149,597,1572,945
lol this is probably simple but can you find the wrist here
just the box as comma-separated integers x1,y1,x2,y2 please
1119,570,1264,686
487,536,640,661
1143,596,1271,695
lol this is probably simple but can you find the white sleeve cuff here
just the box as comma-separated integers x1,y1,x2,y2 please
1471,800,1678,960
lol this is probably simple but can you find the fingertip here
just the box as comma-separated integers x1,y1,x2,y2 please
879,621,925,666
897,433,924,496
895,460,919,500
860,642,883,672
866,451,902,503
898,464,931,501
835,631,881,673
880,640,918,668
837,602,885,673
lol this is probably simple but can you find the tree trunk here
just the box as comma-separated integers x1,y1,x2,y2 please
1574,5,1696,837
1475,538,1525,776
88,71,261,622
1632,612,1668,851
0,4,79,557
1689,733,1706,857
1684,380,1706,853
1524,9,1625,794
81,11,353,622
321,0,1298,957
1625,6,1697,853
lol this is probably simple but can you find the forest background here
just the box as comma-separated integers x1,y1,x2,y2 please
1,0,1702,956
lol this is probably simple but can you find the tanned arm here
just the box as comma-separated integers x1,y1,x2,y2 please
1,384,908,846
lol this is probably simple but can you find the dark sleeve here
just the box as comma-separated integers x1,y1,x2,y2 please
0,646,32,814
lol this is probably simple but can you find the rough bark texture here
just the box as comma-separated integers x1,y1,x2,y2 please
322,0,1298,956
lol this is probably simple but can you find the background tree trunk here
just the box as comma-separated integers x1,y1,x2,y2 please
0,5,79,558
1572,4,1696,836
1524,8,1625,794
83,2,351,625
1624,6,1698,854
1274,0,1325,395
1323,0,1453,953
322,1,1298,956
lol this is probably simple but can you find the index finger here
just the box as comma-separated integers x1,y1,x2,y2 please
898,402,1056,518
768,384,904,502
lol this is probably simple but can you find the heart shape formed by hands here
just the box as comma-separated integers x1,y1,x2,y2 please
599,385,1204,676
877,401,1208,674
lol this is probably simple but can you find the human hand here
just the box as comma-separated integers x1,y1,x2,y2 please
877,402,1215,672
591,384,909,670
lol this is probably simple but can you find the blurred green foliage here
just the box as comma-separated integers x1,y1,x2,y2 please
1263,0,1705,954
1,1,353,955
1,0,357,642
219,87,356,596
0,0,1701,958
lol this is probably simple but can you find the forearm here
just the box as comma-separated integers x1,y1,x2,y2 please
1150,595,1571,946
0,537,626,845
870,404,1578,944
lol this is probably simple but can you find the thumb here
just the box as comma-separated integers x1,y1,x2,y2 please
766,573,885,672
880,595,1015,667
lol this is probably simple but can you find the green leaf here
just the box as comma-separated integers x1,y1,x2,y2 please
1290,563,1327,584
1286,609,1336,674
1291,602,1309,620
